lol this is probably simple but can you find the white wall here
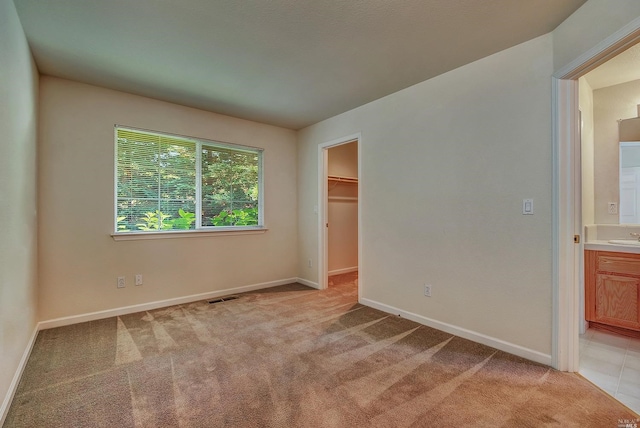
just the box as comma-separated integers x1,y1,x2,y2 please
0,0,39,420
298,34,554,356
593,80,640,224
579,77,595,225
328,142,358,273
38,77,298,321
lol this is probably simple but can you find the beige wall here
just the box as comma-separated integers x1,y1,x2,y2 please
328,142,358,273
38,77,298,321
553,0,640,74
0,0,39,419
328,142,358,178
593,79,640,224
298,34,554,355
580,77,595,225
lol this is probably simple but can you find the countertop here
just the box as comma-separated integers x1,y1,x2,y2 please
584,240,640,254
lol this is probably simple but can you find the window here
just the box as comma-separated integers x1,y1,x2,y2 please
115,126,263,234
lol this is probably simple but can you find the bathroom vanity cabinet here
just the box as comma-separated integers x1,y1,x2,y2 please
585,250,640,337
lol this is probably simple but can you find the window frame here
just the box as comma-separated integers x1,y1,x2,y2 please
113,125,265,239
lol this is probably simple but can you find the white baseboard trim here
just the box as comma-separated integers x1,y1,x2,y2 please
296,277,320,289
39,278,299,330
328,266,358,276
4,277,309,420
359,298,552,366
1,324,39,426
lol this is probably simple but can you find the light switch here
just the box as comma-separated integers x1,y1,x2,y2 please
523,199,534,215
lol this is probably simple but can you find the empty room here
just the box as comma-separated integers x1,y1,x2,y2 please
2,0,640,426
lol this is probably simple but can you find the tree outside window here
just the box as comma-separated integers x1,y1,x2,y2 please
115,126,262,233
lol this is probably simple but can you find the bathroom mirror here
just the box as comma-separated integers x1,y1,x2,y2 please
619,142,640,224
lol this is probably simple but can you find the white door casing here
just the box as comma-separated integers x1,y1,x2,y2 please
553,18,640,371
317,133,362,292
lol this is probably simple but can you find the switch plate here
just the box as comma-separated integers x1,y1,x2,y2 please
117,276,125,288
523,199,534,215
608,202,618,215
135,274,143,286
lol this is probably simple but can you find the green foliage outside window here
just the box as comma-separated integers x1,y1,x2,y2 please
211,207,258,226
121,207,256,231
116,127,262,232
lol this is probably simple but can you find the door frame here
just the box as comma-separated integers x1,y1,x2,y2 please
317,133,362,292
553,19,640,371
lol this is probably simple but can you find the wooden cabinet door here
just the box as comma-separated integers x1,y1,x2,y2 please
595,273,640,330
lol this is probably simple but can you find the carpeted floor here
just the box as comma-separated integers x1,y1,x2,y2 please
4,272,638,427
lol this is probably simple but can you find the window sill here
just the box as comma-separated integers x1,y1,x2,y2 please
111,227,268,241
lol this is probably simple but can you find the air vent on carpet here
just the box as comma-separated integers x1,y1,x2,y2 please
208,295,240,304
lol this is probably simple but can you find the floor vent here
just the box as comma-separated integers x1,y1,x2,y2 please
208,295,240,304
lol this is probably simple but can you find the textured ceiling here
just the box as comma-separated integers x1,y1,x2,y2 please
584,43,640,90
14,0,587,129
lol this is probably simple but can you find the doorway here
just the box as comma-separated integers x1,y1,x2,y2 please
575,48,640,413
318,134,361,296
554,17,640,413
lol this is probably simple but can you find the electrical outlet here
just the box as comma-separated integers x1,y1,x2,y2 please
308,259,312,268
608,202,618,215
135,274,143,286
424,284,432,297
117,276,125,288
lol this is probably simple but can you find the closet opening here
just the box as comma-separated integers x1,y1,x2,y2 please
317,135,361,297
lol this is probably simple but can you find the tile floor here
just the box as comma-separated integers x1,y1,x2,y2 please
579,328,640,415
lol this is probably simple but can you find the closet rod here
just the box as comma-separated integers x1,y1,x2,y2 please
328,175,358,184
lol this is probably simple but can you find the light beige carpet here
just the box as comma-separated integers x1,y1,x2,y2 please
4,272,638,427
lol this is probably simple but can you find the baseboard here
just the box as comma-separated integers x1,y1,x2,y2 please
296,277,320,289
328,266,358,275
39,278,299,330
3,277,316,420
0,324,39,426
359,298,552,366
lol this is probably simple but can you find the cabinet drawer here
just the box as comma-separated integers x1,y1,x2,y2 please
597,254,640,276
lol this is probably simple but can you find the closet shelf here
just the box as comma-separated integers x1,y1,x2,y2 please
328,175,358,184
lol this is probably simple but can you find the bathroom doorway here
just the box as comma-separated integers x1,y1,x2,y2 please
575,41,640,414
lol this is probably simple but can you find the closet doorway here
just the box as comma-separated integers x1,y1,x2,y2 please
318,135,361,295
